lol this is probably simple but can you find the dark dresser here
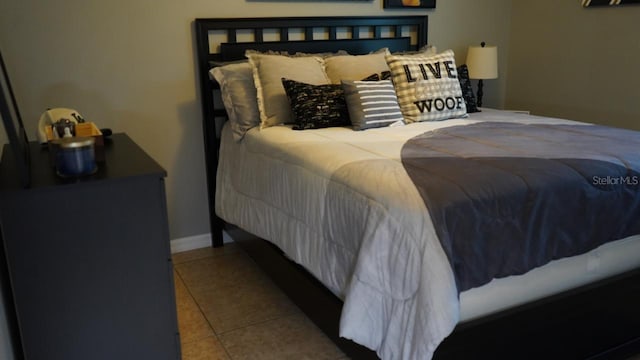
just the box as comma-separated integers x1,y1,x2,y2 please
0,133,180,360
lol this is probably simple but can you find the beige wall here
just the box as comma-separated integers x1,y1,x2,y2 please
429,0,512,109
507,1,640,130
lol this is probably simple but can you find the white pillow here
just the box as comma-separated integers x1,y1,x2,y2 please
392,44,438,56
324,49,391,84
246,52,329,128
210,62,260,141
385,49,467,123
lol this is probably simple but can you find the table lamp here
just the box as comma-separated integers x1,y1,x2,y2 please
466,42,498,108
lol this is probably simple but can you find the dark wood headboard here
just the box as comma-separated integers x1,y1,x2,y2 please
193,16,429,246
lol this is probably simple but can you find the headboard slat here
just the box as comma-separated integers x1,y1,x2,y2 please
353,26,360,39
329,27,337,40
228,29,237,43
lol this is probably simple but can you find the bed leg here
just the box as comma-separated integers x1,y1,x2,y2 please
210,215,224,247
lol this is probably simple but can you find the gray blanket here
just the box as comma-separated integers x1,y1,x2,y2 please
401,122,640,292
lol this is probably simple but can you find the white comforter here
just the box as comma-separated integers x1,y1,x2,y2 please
215,109,638,359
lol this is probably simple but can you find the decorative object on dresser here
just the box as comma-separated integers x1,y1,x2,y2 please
465,41,498,108
0,134,181,360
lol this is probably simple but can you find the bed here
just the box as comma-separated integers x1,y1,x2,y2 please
194,16,640,360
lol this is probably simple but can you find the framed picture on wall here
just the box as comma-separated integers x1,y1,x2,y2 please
582,0,640,6
384,0,436,9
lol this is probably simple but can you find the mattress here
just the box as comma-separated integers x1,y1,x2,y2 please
215,108,640,359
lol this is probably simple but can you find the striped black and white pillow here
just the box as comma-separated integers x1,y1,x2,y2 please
342,79,404,130
385,49,467,123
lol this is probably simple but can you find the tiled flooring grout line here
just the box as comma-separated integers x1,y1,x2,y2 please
175,268,215,336
174,267,235,360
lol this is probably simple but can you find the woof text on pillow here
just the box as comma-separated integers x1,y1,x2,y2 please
413,97,465,114
413,79,465,114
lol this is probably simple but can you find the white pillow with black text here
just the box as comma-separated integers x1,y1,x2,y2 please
385,49,467,123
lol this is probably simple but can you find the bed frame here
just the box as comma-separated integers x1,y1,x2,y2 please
194,16,640,360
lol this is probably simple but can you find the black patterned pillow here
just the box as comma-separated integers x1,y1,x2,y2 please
342,79,404,131
281,78,350,130
361,71,392,82
457,64,479,113
385,49,467,123
362,73,381,81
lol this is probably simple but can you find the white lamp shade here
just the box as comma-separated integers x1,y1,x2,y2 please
466,45,498,80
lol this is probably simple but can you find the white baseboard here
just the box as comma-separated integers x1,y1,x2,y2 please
170,231,233,254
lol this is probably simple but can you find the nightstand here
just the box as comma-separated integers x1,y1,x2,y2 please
0,134,180,360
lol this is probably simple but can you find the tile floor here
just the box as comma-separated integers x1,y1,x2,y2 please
172,243,347,360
